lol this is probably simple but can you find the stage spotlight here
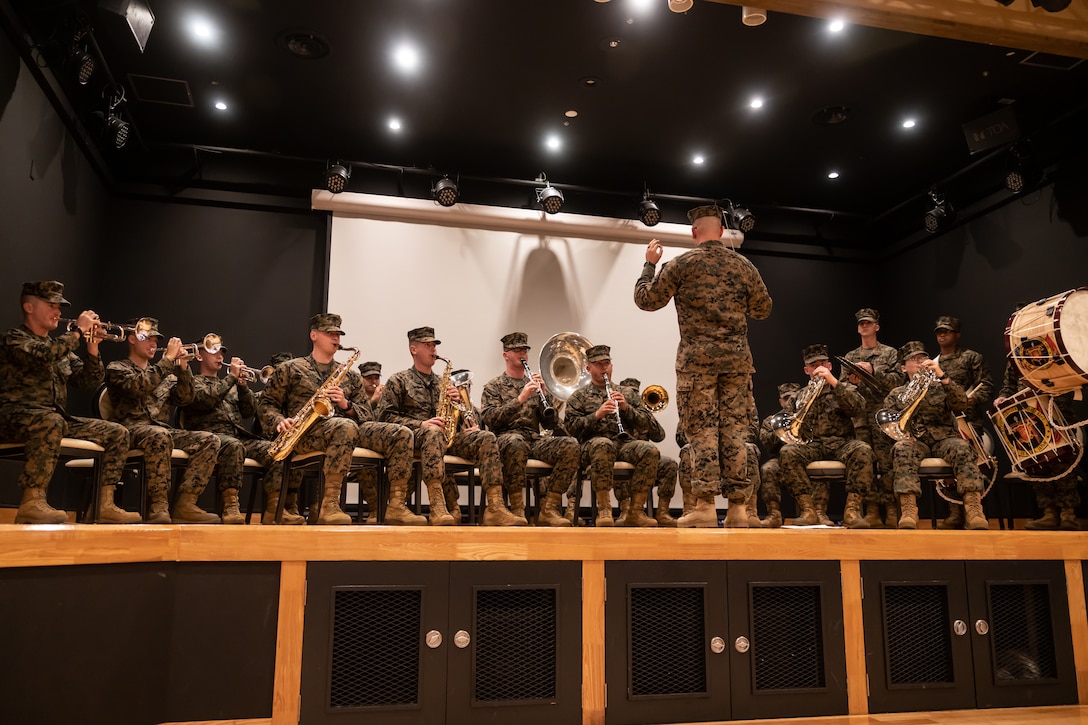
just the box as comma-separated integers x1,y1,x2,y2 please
433,177,459,207
536,184,564,215
104,112,129,148
723,200,756,233
325,162,351,193
1030,0,1071,11
69,46,95,85
668,0,694,13
638,194,661,227
924,190,955,233
1005,145,1038,194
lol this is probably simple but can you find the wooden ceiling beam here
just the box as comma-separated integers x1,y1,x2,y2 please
706,0,1088,59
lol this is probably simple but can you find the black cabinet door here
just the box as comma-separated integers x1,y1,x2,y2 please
604,561,730,725
861,561,976,714
445,561,582,725
302,561,451,725
966,560,1078,709
727,561,848,720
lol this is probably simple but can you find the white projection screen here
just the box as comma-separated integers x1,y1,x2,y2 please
328,213,687,459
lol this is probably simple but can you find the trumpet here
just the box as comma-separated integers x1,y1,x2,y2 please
156,333,223,360
521,359,559,429
235,363,276,385
58,318,132,342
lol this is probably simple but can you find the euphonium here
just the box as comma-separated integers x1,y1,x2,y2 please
435,356,461,445
269,345,361,461
876,364,938,442
769,374,825,445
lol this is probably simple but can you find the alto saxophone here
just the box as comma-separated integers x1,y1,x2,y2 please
435,356,460,445
269,345,361,461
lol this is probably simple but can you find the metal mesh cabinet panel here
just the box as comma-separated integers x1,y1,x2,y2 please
750,584,825,691
473,587,557,703
883,583,955,687
630,584,707,697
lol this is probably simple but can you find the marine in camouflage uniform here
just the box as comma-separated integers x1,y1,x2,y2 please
634,203,773,528
378,326,522,526
479,332,577,527
183,335,296,525
0,281,136,524
778,344,873,529
564,345,661,527
258,314,364,526
352,360,385,523
105,317,221,524
758,382,801,527
883,341,988,530
997,331,1081,531
840,308,904,527
617,377,678,527
932,315,995,529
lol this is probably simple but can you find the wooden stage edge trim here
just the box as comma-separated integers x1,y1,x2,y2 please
1,524,1087,569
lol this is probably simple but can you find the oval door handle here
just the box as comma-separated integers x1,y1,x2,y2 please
734,636,750,653
710,636,725,654
953,619,967,636
454,629,471,649
425,630,443,649
975,619,989,636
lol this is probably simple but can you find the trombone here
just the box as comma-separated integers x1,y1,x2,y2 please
59,318,133,343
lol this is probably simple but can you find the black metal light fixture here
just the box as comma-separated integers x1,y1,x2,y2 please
535,175,564,214
1004,143,1038,194
723,199,756,233
638,191,661,227
924,189,955,233
433,177,459,207
92,86,128,149
325,162,351,193
68,25,95,85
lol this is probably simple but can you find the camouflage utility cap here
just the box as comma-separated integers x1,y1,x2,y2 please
898,340,929,363
855,308,879,323
802,344,830,365
777,382,802,397
22,280,70,306
934,315,961,333
586,344,611,363
310,313,346,335
501,331,530,350
358,361,382,377
269,351,294,366
407,326,441,344
618,377,640,390
129,317,165,341
687,204,723,223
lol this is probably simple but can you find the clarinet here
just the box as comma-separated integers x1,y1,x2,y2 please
603,373,629,440
521,359,558,429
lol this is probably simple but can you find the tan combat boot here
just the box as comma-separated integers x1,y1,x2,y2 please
863,501,884,529
962,491,989,530
626,491,659,527
681,483,696,517
97,484,141,523
384,481,427,525
538,491,572,527
814,492,834,526
426,482,455,526
147,491,171,524
792,494,819,526
482,485,526,526
508,489,528,524
724,495,749,528
1060,508,1080,531
677,494,718,528
897,493,918,529
842,492,870,529
315,476,351,525
285,490,302,519
564,494,579,525
445,487,462,525
936,502,964,530
1025,506,1059,530
360,478,380,524
171,492,221,524
761,500,783,528
262,490,305,525
220,488,246,525
594,490,614,527
744,486,762,528
884,500,900,529
615,497,631,526
656,497,677,527
14,486,67,524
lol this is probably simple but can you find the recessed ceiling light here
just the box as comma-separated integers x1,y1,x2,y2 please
188,16,219,45
581,77,600,88
608,39,620,48
902,118,916,129
692,154,705,165
392,42,421,73
214,100,227,111
827,171,840,179
388,118,402,131
829,19,845,32
565,110,578,118
546,135,561,151
750,97,764,109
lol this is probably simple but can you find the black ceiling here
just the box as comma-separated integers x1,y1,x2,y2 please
4,0,1087,251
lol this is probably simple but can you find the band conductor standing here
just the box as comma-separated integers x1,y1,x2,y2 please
634,204,772,527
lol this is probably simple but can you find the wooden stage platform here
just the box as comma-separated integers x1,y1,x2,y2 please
2,525,1087,725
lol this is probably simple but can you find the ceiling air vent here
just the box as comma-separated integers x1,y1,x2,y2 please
1019,52,1083,71
128,74,193,107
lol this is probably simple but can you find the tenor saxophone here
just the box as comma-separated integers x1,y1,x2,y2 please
269,345,361,462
